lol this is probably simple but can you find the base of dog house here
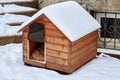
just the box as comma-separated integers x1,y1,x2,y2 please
23,55,95,74
24,62,69,74
23,30,98,73
24,59,46,68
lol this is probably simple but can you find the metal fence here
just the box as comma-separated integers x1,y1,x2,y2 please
92,11,120,50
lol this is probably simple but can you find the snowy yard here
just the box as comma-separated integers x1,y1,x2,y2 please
0,4,37,13
0,1,120,80
0,13,30,24
0,44,120,80
0,24,22,36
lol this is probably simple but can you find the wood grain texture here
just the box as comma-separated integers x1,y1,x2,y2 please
71,38,97,59
70,51,96,73
46,49,68,59
46,62,70,73
45,36,68,46
72,30,98,52
46,42,68,53
46,55,68,66
71,44,97,65
24,59,45,68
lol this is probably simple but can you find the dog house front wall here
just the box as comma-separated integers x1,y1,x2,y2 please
22,17,71,73
22,27,46,68
44,20,71,73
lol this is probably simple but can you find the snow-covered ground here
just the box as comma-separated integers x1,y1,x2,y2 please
97,48,120,55
0,13,30,24
0,4,37,13
0,43,120,80
0,24,22,36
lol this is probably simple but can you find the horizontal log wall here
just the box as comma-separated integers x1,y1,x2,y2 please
44,21,70,72
70,30,98,73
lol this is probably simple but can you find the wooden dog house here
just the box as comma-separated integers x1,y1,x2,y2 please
19,1,100,73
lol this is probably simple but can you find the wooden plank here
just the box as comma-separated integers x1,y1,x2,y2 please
23,44,27,49
0,1,38,8
22,30,29,37
37,20,49,24
46,49,68,59
71,46,97,66
71,38,97,59
45,29,64,38
70,51,96,73
23,38,29,61
23,39,28,46
45,36,68,46
23,27,29,32
72,30,98,46
24,60,45,68
46,42,68,53
23,49,27,55
46,62,70,73
45,23,57,30
71,44,97,65
37,15,50,23
23,49,28,62
0,0,38,3
46,56,68,66
23,40,28,48
0,35,22,45
72,33,97,52
23,47,29,62
0,10,38,16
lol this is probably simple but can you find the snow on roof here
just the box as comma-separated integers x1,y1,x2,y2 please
20,1,100,42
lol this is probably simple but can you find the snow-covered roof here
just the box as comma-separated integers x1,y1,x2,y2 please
20,1,100,42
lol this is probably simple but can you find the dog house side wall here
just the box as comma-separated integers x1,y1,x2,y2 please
69,30,98,73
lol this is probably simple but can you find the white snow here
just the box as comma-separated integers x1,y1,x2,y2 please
0,24,22,36
0,4,37,13
20,1,100,42
0,13,30,24
0,44,120,80
97,48,120,55
0,0,33,3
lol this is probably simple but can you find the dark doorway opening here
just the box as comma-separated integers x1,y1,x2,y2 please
28,22,45,62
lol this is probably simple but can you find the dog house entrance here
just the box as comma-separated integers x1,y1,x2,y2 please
28,22,45,62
